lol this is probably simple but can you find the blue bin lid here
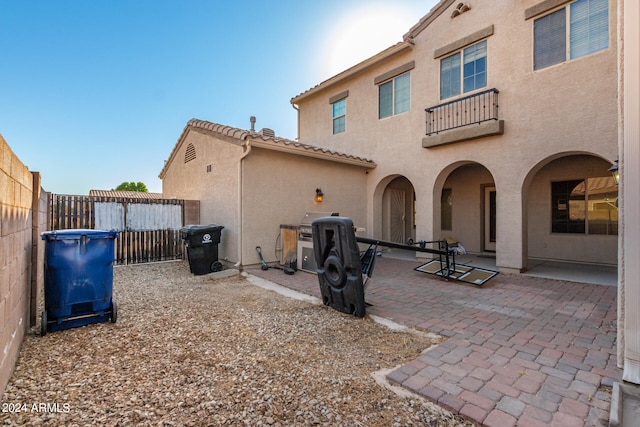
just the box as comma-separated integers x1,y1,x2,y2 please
41,229,119,241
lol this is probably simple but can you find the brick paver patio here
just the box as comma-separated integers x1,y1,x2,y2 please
249,256,620,426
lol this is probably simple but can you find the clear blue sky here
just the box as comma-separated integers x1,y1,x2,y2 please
1,0,438,194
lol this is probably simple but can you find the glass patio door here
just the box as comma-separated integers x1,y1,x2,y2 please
484,186,496,251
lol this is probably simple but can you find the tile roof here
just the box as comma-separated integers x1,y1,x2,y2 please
290,42,412,103
89,190,165,199
159,119,376,178
246,129,376,168
187,119,252,141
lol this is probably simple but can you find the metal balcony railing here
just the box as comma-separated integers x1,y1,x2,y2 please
426,88,499,136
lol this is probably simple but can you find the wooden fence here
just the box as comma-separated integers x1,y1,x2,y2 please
49,194,200,265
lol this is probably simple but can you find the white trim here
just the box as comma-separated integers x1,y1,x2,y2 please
622,0,640,384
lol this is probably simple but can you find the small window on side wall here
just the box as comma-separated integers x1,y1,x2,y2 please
332,98,346,134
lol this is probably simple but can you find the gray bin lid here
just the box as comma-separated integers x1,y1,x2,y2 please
180,224,224,235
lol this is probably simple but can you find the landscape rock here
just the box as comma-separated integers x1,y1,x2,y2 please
1,261,471,426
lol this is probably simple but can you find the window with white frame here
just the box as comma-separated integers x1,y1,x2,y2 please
534,0,608,71
440,40,487,100
378,72,410,119
332,98,346,134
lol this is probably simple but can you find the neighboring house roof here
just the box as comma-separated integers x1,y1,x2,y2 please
290,0,451,104
159,119,376,179
89,190,164,199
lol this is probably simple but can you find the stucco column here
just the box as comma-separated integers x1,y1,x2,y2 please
495,178,527,274
622,0,640,385
418,182,435,246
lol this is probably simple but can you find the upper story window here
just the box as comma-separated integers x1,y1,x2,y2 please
534,0,608,70
329,90,348,135
379,72,410,119
332,98,346,134
440,40,487,100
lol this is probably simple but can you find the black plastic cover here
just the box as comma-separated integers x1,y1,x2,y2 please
312,216,365,317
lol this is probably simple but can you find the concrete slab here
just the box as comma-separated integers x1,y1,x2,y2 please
385,251,618,286
610,382,640,426
525,259,618,286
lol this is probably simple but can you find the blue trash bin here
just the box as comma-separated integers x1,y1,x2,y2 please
41,229,119,335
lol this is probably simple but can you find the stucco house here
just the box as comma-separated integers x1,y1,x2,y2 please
291,0,618,274
161,0,618,274
159,119,375,268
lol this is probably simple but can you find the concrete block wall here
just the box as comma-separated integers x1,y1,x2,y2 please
0,134,46,394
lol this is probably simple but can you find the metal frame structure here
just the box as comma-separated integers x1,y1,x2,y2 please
356,236,498,287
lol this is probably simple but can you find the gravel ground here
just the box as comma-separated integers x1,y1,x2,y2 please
2,261,472,426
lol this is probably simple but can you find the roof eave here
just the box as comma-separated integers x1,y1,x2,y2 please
159,119,376,180
403,0,454,41
291,41,414,104
248,137,376,169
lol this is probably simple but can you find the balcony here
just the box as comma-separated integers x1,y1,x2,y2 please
423,88,504,148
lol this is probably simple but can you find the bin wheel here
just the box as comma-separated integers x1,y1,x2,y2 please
211,261,223,272
110,300,118,323
40,311,47,337
323,255,346,289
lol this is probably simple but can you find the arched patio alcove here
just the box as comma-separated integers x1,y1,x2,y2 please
372,175,416,243
523,152,618,266
432,161,497,254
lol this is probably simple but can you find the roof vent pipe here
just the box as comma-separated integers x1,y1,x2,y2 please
250,116,256,132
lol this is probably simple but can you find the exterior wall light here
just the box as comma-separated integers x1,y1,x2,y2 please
609,160,619,185
315,188,324,203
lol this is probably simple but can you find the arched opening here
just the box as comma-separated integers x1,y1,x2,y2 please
524,153,618,266
432,162,496,254
379,176,416,244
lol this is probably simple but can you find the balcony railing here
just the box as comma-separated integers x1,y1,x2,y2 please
426,88,499,136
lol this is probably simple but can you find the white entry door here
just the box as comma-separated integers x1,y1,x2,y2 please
484,186,497,251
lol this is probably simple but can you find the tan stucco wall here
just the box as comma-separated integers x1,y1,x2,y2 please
161,129,243,265
241,148,369,266
294,0,619,271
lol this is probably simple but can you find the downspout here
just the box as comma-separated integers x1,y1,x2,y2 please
292,103,300,141
235,139,252,268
